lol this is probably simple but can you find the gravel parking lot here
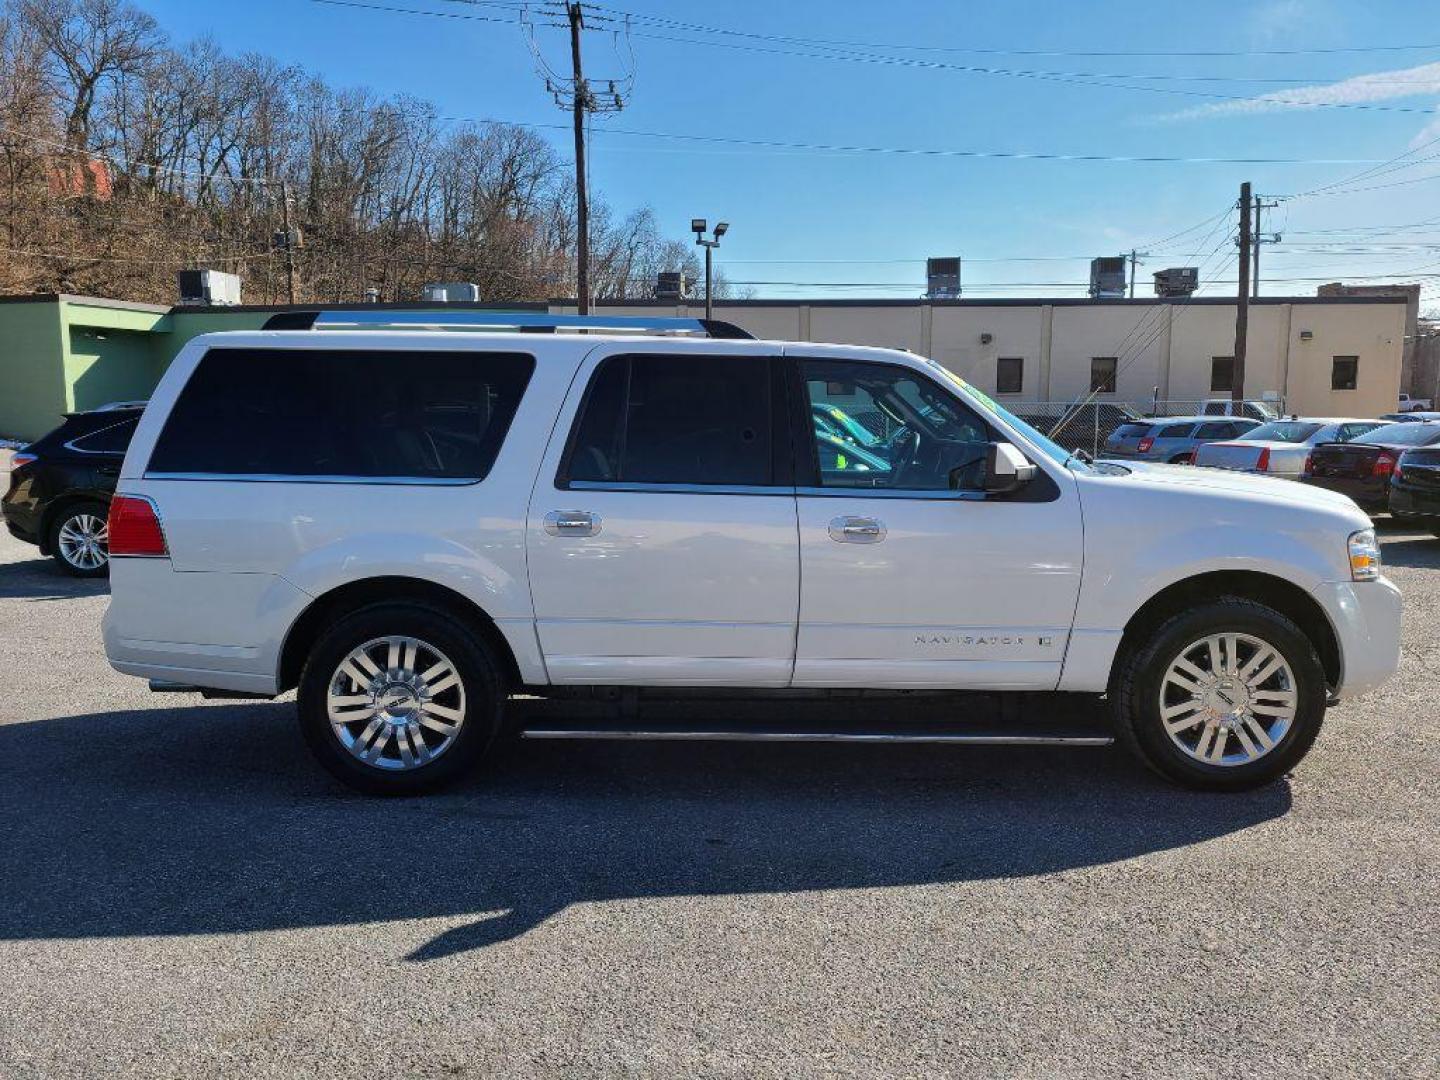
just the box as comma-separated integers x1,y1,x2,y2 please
1,475,1437,1076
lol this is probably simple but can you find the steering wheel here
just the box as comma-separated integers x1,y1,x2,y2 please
889,427,921,487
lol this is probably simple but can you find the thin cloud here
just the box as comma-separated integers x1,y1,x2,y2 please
1168,59,1440,121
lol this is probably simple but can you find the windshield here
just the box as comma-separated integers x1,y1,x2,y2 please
1241,421,1320,443
1353,422,1440,446
924,360,1073,465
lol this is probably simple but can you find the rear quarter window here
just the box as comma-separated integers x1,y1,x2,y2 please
147,347,534,480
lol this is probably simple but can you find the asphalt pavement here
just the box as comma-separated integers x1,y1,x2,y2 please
0,510,1436,1078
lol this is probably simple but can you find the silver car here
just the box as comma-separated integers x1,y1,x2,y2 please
1103,416,1261,463
1193,417,1383,477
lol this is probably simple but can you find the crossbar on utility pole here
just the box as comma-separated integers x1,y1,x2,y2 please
566,3,591,315
1233,181,1252,403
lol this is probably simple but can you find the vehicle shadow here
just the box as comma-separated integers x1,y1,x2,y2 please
1377,529,1440,569
0,699,1292,961
0,555,108,600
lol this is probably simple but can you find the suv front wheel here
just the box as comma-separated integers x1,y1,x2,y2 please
297,602,504,795
1110,598,1327,790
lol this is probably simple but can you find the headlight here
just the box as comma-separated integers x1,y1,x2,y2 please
1349,528,1381,581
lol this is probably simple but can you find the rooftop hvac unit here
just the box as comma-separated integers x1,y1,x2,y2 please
925,257,961,298
655,271,690,300
1089,257,1127,299
1153,266,1199,298
421,282,481,303
177,269,241,307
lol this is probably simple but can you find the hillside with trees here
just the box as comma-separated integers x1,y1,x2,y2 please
0,0,712,305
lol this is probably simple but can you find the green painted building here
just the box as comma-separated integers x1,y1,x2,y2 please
0,294,274,441
0,294,545,442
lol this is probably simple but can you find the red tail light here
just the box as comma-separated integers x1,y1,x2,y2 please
1255,447,1271,472
1302,452,1314,475
10,452,37,469
107,494,167,557
1137,436,1154,453
1372,452,1396,478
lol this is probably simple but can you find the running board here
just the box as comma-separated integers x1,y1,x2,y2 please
520,719,1112,746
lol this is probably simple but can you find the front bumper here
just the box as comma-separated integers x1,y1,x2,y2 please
1318,577,1403,701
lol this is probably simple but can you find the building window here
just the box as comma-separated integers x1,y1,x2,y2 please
1332,356,1358,391
996,357,1024,394
1211,356,1234,393
1090,357,1117,394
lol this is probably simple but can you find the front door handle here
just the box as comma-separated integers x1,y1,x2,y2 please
544,509,602,537
828,515,886,544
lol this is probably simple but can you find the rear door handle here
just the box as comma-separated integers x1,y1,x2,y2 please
544,509,602,537
828,515,886,543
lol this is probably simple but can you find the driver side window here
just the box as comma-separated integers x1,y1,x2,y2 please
800,359,991,491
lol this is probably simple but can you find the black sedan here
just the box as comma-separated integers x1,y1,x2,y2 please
1301,421,1440,514
1389,445,1440,535
2,405,142,576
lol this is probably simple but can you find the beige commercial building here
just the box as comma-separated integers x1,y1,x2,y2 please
565,296,1409,419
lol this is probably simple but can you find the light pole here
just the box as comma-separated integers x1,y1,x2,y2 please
692,218,728,322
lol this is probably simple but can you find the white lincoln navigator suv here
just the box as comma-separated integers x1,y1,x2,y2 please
102,311,1402,795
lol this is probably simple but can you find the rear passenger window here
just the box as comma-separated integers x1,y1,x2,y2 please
564,354,776,486
1159,423,1196,438
148,348,533,480
1195,422,1233,439
70,417,138,453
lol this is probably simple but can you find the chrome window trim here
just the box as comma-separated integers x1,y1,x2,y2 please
564,480,790,496
63,417,139,455
796,486,987,501
143,472,481,486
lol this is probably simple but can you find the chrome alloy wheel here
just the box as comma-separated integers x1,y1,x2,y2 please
1158,633,1298,767
326,636,467,771
57,513,109,570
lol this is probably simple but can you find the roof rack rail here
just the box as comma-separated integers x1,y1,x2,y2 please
260,309,754,340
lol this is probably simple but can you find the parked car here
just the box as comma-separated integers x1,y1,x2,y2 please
1102,416,1261,463
1378,410,1440,424
1200,398,1279,421
2,404,143,576
1193,418,1383,477
1302,422,1440,513
1388,445,1440,534
1397,392,1432,413
102,312,1400,796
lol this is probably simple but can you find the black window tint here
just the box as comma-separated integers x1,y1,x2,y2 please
565,354,774,486
1159,423,1196,438
148,348,533,479
70,417,137,453
996,357,1024,394
1196,422,1233,439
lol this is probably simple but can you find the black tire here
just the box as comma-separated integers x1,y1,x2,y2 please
297,601,504,795
1168,454,1192,465
1109,597,1327,791
48,500,110,577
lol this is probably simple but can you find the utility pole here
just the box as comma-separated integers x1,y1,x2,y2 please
565,2,591,314
1127,249,1150,298
1233,181,1252,404
276,180,298,305
1251,197,1280,299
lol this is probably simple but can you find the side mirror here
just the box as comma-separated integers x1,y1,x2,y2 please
983,441,1037,495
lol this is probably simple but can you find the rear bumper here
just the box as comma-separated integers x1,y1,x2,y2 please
1319,577,1403,701
1389,483,1440,518
1302,475,1388,513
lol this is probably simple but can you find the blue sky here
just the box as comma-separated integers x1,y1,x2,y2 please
142,0,1440,307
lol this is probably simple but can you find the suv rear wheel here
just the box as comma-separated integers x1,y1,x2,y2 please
1110,598,1327,790
297,602,504,795
49,500,110,577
